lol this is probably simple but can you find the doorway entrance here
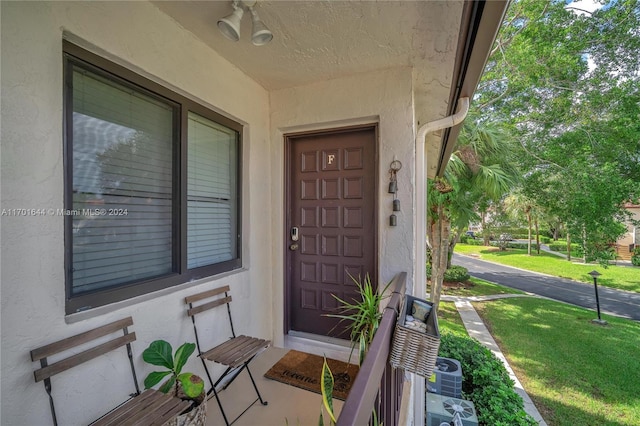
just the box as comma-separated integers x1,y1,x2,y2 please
285,125,377,338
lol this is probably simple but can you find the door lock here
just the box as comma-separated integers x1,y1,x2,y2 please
291,227,299,241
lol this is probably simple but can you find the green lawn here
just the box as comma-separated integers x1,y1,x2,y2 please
437,301,466,336
438,280,640,425
473,298,640,426
454,244,640,293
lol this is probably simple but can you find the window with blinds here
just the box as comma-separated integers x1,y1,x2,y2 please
64,42,241,314
187,113,238,269
71,69,175,294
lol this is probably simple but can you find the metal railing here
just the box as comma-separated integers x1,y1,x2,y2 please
337,272,407,426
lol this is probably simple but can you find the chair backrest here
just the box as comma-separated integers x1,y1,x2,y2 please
30,317,140,425
185,285,236,338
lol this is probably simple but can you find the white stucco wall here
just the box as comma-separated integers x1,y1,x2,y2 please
269,68,417,347
1,2,273,424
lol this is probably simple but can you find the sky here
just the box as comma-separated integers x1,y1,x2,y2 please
565,0,607,16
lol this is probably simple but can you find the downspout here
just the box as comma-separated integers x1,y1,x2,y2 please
414,97,469,298
412,97,469,426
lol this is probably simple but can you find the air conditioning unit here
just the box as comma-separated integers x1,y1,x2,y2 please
426,393,478,426
427,356,462,398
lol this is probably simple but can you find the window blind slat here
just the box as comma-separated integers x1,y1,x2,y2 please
186,112,237,269
71,67,174,295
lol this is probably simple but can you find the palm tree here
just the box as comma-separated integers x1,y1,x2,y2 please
427,113,518,311
503,191,540,255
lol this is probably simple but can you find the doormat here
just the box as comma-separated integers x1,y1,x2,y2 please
263,350,359,400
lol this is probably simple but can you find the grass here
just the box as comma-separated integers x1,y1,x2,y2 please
437,278,640,425
436,277,519,335
437,301,466,336
473,297,640,426
455,244,640,293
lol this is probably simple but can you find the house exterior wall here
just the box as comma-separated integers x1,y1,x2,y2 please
2,2,431,424
269,68,417,347
616,206,640,260
1,2,273,424
619,206,640,246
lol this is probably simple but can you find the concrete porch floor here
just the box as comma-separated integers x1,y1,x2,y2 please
205,341,352,426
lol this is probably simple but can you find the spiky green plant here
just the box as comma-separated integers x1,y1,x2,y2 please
142,340,205,404
326,273,391,365
319,357,383,426
319,357,337,425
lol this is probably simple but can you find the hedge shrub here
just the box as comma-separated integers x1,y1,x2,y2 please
547,242,564,251
438,332,537,426
427,265,470,282
489,241,540,250
548,242,583,258
517,236,551,244
443,265,470,282
632,247,640,266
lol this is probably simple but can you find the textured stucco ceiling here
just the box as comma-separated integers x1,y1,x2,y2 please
153,1,462,92
153,1,465,175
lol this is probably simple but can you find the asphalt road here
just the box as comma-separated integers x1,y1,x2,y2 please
452,253,640,321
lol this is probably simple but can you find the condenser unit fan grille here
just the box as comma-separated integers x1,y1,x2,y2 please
443,399,476,419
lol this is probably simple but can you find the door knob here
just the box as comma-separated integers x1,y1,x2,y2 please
289,243,299,251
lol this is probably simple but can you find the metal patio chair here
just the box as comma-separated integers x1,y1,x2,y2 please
185,285,271,426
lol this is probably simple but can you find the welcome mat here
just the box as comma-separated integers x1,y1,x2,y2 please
263,350,359,400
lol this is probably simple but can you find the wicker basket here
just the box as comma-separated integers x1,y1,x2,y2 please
389,295,440,378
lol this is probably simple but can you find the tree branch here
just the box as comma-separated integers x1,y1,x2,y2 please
564,6,594,16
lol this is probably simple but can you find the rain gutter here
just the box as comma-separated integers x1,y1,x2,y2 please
412,1,509,424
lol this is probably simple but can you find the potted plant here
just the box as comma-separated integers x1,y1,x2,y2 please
326,273,391,365
320,274,389,426
143,340,206,426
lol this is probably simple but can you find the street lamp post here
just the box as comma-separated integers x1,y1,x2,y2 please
588,270,607,326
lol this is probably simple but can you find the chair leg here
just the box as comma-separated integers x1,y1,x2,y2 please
210,382,232,426
204,360,267,426
199,356,217,395
245,364,268,406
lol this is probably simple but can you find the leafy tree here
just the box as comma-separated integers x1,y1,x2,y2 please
428,0,640,306
503,191,544,255
427,115,517,310
474,0,640,264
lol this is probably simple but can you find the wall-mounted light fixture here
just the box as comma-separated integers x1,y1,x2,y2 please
218,0,273,46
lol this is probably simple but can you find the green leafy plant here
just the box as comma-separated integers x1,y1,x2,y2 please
438,332,536,426
443,265,470,282
320,274,390,425
326,273,391,365
631,247,640,266
142,340,205,405
319,357,337,425
319,357,381,426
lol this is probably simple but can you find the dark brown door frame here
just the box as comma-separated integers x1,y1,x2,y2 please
283,123,379,336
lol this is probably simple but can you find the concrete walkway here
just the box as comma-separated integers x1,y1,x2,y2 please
441,294,548,426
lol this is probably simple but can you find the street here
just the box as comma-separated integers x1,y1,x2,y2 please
453,253,640,321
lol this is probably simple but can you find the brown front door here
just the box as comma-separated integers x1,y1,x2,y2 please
285,126,377,338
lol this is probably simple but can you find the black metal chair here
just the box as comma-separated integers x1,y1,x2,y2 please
185,285,271,426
